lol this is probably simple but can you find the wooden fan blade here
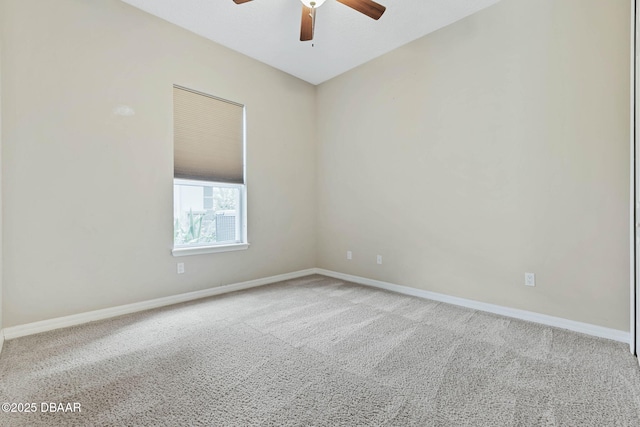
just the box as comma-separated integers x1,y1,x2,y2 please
300,5,315,41
233,0,253,4
336,0,385,20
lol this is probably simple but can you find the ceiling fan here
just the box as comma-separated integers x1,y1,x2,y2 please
232,0,386,42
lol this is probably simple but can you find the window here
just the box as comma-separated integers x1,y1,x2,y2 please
172,85,248,256
173,179,243,245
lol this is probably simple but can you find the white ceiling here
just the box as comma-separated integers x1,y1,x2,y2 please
121,0,501,85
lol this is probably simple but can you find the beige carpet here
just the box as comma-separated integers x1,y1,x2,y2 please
1,274,640,426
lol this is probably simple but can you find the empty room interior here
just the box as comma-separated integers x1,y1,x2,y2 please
2,0,640,425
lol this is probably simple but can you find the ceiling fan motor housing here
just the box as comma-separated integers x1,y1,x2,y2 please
234,0,386,42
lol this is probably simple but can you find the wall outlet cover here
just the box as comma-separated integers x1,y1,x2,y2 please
525,272,535,286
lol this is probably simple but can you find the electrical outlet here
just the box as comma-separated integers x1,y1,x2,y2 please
524,272,535,287
177,263,185,274
377,255,383,265
347,251,352,260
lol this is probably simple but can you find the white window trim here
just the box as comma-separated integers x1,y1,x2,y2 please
172,243,250,257
173,178,248,256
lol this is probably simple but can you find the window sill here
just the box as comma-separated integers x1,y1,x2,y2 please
172,243,250,257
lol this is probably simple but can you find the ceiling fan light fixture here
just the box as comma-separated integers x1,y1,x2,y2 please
300,0,327,8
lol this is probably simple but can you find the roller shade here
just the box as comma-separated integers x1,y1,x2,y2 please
173,86,244,184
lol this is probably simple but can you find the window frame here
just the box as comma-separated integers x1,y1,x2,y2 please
171,87,248,257
172,179,249,256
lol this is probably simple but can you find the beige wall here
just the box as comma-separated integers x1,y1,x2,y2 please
316,0,631,330
0,7,3,335
0,0,632,332
0,0,317,327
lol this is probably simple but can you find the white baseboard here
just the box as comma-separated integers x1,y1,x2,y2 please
314,268,630,344
3,269,316,340
3,267,630,346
